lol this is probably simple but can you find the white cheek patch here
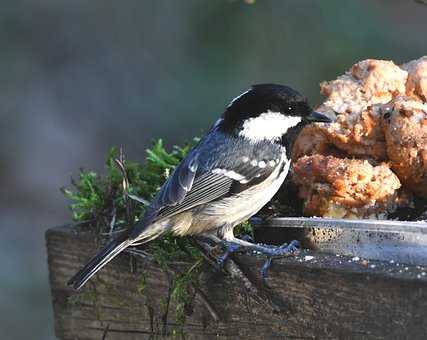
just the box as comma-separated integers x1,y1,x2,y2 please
239,111,302,142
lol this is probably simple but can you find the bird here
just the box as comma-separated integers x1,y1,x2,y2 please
68,83,334,290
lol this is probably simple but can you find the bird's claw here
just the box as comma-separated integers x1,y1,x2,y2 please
270,239,300,256
240,234,254,243
216,238,300,278
259,240,300,280
261,258,272,280
217,241,241,267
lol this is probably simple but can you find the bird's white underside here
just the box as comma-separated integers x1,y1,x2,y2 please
202,155,291,235
239,111,302,142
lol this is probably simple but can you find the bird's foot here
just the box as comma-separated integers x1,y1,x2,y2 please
217,241,241,267
223,237,300,257
193,235,286,313
220,237,300,278
254,239,300,257
258,240,300,279
216,234,254,267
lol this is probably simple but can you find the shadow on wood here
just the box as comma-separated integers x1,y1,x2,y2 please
46,226,427,339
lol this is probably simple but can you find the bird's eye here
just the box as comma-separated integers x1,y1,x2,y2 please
288,106,293,112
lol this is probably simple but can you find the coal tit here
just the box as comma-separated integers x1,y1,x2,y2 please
69,83,333,290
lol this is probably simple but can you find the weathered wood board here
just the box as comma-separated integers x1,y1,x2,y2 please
46,226,427,339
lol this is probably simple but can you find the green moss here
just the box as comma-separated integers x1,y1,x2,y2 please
61,139,197,233
66,284,103,319
137,273,147,295
66,287,98,306
171,258,203,331
233,220,253,238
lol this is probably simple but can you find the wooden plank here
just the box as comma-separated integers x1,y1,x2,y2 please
46,226,427,339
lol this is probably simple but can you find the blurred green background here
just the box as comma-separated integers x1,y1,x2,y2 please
0,0,426,338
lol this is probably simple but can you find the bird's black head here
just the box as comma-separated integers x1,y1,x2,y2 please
219,83,333,142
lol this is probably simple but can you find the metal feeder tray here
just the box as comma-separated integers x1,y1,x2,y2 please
251,217,427,266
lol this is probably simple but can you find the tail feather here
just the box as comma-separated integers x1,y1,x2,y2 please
68,232,133,290
68,221,167,290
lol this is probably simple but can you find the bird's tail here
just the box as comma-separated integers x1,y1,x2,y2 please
68,219,168,290
67,231,133,290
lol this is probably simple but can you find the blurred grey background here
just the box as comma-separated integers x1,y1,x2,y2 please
0,0,426,338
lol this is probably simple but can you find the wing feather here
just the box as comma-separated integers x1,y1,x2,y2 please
136,129,284,229
155,173,233,220
156,152,199,206
152,159,278,223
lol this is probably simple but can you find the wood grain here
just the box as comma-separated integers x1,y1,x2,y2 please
46,226,427,339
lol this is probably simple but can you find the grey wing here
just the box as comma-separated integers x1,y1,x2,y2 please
153,171,234,222
146,118,223,213
135,149,201,228
156,151,199,207
135,130,283,231
140,157,233,226
148,164,280,225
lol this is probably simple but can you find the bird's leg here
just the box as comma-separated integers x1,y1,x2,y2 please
200,233,242,266
219,222,300,257
222,236,300,257
214,234,253,265
193,235,283,313
217,235,253,267
221,232,300,279
204,228,300,278
217,241,241,267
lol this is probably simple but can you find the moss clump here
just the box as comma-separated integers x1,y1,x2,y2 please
61,139,196,234
62,138,252,332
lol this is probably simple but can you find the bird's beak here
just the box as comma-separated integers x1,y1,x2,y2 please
306,111,335,123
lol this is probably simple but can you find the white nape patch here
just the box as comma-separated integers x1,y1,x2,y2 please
239,110,302,142
250,160,258,166
227,88,251,108
212,168,246,182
